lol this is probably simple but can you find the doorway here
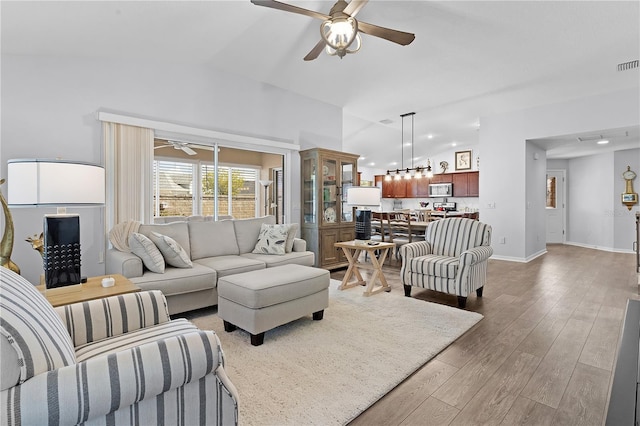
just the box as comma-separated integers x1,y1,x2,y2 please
546,169,566,243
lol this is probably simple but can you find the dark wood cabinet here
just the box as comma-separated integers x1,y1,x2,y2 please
453,171,479,197
375,171,479,198
377,175,407,198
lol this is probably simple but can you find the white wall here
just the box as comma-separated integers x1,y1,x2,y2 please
481,88,639,261
1,55,343,284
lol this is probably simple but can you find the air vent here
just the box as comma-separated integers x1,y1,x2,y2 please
617,60,639,71
577,131,628,142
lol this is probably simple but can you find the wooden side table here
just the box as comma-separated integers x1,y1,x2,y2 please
334,240,395,296
37,274,141,307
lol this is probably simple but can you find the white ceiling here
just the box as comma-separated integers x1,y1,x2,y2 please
2,1,639,167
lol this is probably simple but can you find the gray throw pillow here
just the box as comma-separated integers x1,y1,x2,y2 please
129,232,165,273
149,232,192,268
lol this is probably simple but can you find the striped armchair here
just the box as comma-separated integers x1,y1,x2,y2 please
0,267,238,425
399,218,493,309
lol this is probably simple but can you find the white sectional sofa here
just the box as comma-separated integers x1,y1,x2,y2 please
106,216,314,315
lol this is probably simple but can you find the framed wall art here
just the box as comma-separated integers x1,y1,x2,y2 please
455,150,472,171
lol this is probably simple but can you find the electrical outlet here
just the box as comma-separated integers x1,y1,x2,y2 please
98,251,104,264
499,237,506,244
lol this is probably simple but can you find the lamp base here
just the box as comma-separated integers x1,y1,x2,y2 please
355,209,372,241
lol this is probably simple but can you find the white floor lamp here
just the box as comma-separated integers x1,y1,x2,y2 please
259,179,272,216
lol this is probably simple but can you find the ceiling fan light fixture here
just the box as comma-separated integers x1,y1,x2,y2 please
321,16,360,58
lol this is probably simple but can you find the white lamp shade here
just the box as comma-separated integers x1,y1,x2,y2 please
7,159,105,206
347,186,381,207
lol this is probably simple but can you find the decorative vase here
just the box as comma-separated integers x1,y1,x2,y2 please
0,178,20,274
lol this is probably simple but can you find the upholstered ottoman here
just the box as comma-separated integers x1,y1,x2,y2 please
217,264,330,346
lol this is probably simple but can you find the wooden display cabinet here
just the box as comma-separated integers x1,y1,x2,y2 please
300,148,359,269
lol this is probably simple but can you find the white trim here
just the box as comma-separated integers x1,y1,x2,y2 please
96,111,300,152
98,110,297,225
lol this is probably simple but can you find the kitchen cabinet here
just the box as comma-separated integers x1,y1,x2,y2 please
300,148,359,269
453,171,479,197
375,171,479,198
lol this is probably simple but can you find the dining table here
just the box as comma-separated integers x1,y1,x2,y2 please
371,210,478,242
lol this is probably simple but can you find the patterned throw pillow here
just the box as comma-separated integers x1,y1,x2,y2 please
149,232,193,268
252,224,289,255
129,232,165,273
0,267,76,384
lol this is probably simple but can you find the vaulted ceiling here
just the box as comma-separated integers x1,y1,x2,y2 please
2,1,639,167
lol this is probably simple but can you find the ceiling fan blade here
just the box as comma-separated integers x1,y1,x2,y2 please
304,39,326,61
251,0,330,21
344,0,368,18
154,145,170,150
181,146,197,156
358,21,415,46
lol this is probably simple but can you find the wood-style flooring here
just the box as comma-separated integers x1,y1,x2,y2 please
331,244,638,426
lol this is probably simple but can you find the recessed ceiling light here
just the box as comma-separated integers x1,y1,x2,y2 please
427,134,433,139
368,162,375,167
597,139,609,145
452,142,457,147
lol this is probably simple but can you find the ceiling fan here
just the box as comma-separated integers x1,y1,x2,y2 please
154,141,197,156
251,0,415,60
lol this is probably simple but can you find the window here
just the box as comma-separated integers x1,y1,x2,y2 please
154,158,259,219
546,175,557,208
154,160,195,217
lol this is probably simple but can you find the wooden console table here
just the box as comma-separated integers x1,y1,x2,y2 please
37,274,141,307
334,240,395,296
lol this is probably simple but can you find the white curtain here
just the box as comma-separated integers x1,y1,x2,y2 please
103,122,154,231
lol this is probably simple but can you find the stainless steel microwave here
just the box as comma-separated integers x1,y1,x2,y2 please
428,183,453,197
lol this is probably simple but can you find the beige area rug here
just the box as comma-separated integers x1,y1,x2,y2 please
183,280,483,426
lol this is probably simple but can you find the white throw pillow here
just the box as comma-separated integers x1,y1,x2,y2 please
252,224,289,255
149,232,193,268
129,232,165,273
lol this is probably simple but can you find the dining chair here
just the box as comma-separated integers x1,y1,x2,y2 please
389,210,413,259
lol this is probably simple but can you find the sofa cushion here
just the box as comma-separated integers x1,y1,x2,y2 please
194,255,265,279
149,232,192,268
252,224,289,255
189,220,239,260
139,222,191,258
130,232,165,273
240,251,315,268
233,216,276,254
0,334,20,390
75,318,201,362
0,268,76,384
130,263,217,296
407,254,459,279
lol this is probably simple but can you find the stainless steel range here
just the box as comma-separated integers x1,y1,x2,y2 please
433,201,457,211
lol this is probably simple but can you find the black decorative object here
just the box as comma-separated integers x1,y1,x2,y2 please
43,214,81,289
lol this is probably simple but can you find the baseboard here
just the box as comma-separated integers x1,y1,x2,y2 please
565,241,634,254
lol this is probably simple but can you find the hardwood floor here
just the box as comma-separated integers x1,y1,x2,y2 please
333,244,638,426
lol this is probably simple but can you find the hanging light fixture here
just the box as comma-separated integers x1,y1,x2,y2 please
386,112,428,180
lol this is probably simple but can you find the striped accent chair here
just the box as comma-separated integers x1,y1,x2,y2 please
399,218,493,309
0,267,238,425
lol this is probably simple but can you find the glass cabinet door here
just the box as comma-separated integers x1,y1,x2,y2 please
341,162,354,222
322,158,338,225
302,157,316,224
